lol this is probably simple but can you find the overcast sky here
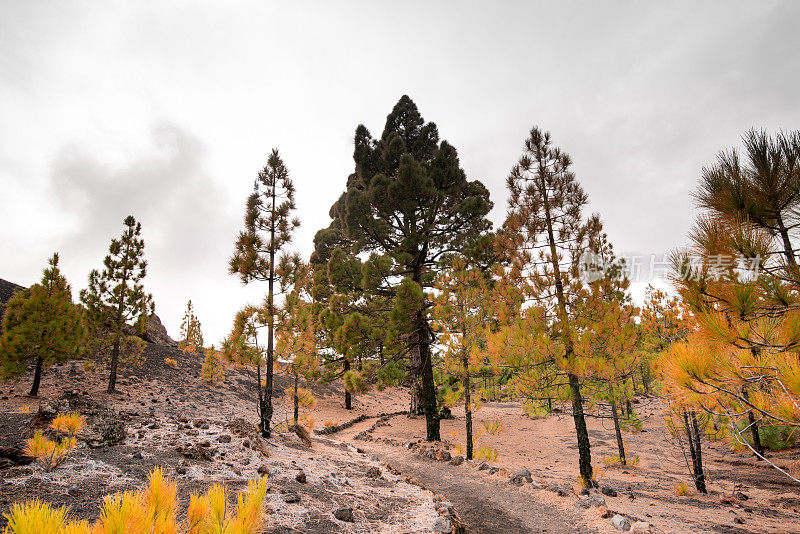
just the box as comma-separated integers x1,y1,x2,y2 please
2,1,799,343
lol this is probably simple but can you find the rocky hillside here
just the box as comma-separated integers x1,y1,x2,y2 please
0,340,460,533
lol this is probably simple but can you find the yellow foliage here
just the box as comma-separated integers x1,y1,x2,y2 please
675,481,691,496
50,413,86,436
165,358,178,368
2,499,68,534
474,446,498,462
24,431,76,471
3,469,269,534
14,405,32,414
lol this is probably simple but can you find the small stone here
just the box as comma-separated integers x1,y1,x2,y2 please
450,455,464,466
631,521,653,533
733,517,745,525
550,484,570,497
478,462,489,471
175,466,187,475
510,469,533,485
734,492,749,501
611,514,631,531
601,486,618,497
597,505,612,518
218,434,232,443
333,507,354,522
66,485,80,497
579,488,590,496
132,451,143,459
282,492,301,504
148,422,159,430
295,470,307,483
366,466,381,479
575,494,606,509
257,465,270,476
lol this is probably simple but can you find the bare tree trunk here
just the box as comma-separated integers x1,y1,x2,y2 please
293,373,299,426
29,356,44,397
683,410,707,493
463,352,473,460
343,358,352,410
108,331,120,393
610,401,626,465
742,383,764,458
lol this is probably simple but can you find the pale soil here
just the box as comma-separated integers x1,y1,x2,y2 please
3,345,799,533
0,347,451,533
309,388,800,534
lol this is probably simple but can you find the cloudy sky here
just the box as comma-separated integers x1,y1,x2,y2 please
2,1,799,343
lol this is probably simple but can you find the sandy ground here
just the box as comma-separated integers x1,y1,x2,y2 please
309,387,800,534
0,347,454,533
3,344,800,533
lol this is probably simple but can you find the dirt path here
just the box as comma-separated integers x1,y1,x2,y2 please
333,419,595,534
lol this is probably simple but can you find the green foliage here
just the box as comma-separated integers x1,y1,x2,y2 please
0,253,86,395
200,346,225,384
80,216,153,392
735,420,798,451
342,369,368,394
313,95,493,440
376,360,406,390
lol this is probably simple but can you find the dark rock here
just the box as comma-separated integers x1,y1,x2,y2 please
257,464,270,476
295,470,307,483
218,434,232,443
132,451,143,459
601,486,618,497
366,467,382,479
283,492,301,504
478,462,489,471
735,492,749,501
510,469,533,485
438,406,454,420
175,466,187,475
66,485,80,497
550,484,570,497
333,507,354,522
449,455,464,466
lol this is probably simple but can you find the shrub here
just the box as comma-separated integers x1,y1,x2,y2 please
164,358,178,368
50,413,86,436
475,446,498,462
323,420,338,429
2,468,269,534
24,431,76,471
201,347,225,384
675,481,691,496
481,419,502,436
602,454,640,467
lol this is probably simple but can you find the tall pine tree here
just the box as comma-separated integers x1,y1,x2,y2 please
229,148,300,438
314,96,493,441
81,216,153,394
1,254,86,396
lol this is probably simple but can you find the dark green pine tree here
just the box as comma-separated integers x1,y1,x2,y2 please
1,253,87,396
314,96,493,441
81,216,154,393
229,148,300,438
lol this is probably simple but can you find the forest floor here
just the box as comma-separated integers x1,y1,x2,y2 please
1,343,799,533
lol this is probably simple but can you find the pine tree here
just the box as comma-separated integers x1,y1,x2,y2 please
313,95,493,441
433,257,493,459
229,148,300,438
179,300,204,352
666,130,800,479
0,254,86,396
498,126,603,486
200,345,225,384
80,216,153,394
276,256,319,426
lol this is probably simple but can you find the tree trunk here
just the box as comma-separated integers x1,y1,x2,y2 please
261,186,277,439
463,353,473,460
610,401,626,465
540,172,593,486
742,384,764,458
108,331,120,393
343,358,352,410
29,356,44,397
683,410,707,493
417,312,440,442
625,399,633,418
775,212,797,269
293,373,299,426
